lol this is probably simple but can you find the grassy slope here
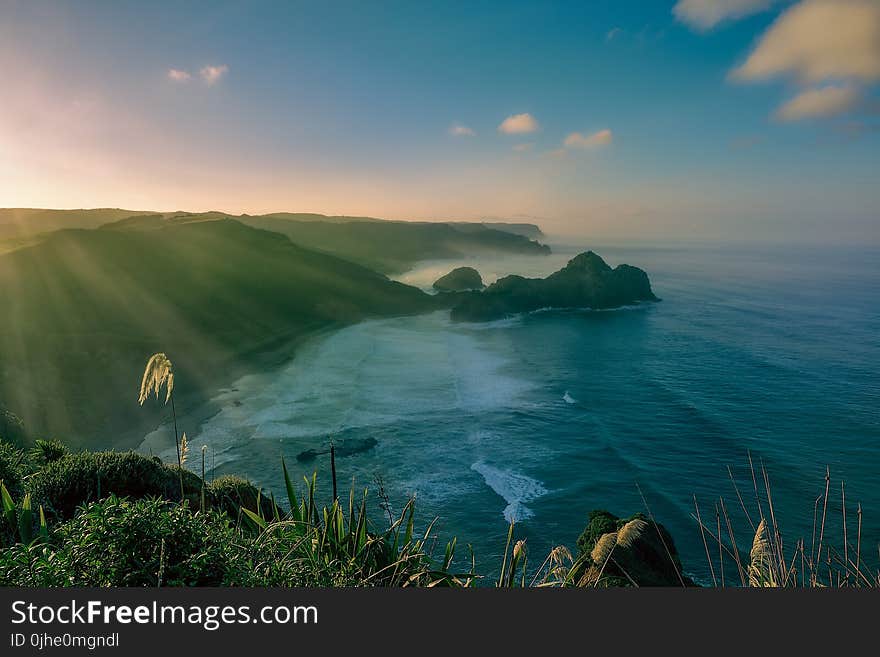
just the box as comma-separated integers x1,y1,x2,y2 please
0,219,433,447
234,217,550,274
98,211,551,274
2,209,550,274
0,208,155,241
452,221,544,240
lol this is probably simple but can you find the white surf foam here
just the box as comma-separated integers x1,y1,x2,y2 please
563,391,576,404
471,461,548,523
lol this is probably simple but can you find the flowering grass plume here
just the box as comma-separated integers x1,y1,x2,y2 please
138,353,174,405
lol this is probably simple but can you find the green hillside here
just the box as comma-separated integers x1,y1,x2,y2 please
2,209,550,274
0,208,154,240
99,211,551,274
451,221,544,240
233,217,551,274
0,219,433,447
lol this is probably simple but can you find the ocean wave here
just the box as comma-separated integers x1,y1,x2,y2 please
471,461,548,523
563,391,576,404
529,303,652,316
457,316,523,330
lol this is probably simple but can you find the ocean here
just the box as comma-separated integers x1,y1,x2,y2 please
139,241,880,583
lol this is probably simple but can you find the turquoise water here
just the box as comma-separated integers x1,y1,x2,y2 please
143,243,880,582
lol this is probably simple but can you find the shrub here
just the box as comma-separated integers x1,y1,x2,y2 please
208,474,276,521
0,484,49,550
575,509,621,556
27,439,68,467
571,509,689,587
2,463,468,588
232,466,468,587
0,441,28,500
223,531,358,586
27,451,203,521
0,497,235,586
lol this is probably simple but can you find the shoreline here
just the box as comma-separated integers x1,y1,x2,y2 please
131,322,347,457
128,246,639,458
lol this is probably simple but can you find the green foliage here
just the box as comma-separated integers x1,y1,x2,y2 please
233,472,470,587
27,439,68,467
0,441,29,500
208,475,276,521
0,497,234,586
576,509,630,556
1,481,48,549
27,451,202,521
571,510,690,587
0,470,471,588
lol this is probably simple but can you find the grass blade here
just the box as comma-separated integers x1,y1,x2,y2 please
281,457,301,522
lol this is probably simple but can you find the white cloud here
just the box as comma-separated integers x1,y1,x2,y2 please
776,85,861,121
167,69,192,82
498,113,539,134
606,27,623,42
563,129,613,149
674,0,776,31
732,0,880,84
448,123,475,137
200,64,229,85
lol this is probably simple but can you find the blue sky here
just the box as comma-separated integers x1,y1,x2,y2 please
1,0,878,243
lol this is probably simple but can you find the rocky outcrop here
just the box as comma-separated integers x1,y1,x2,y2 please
450,251,658,321
573,510,694,587
433,267,485,292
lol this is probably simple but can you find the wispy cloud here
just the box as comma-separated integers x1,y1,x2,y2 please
776,85,861,121
167,69,192,82
498,113,539,134
563,129,613,149
731,0,880,84
606,27,623,42
674,0,777,31
512,143,533,152
200,64,229,85
448,123,475,137
730,1,880,123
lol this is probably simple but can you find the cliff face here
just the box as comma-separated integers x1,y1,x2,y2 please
450,251,658,321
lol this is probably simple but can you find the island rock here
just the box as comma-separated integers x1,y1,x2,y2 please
432,266,485,292
449,251,658,321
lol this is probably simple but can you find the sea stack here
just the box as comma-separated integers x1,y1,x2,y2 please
432,266,485,292
450,251,658,321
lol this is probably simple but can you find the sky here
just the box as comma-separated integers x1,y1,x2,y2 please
1,0,879,243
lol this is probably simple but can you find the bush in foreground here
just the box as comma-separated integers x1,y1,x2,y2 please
27,451,203,521
209,474,276,521
0,497,233,586
0,441,28,500
0,466,469,587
